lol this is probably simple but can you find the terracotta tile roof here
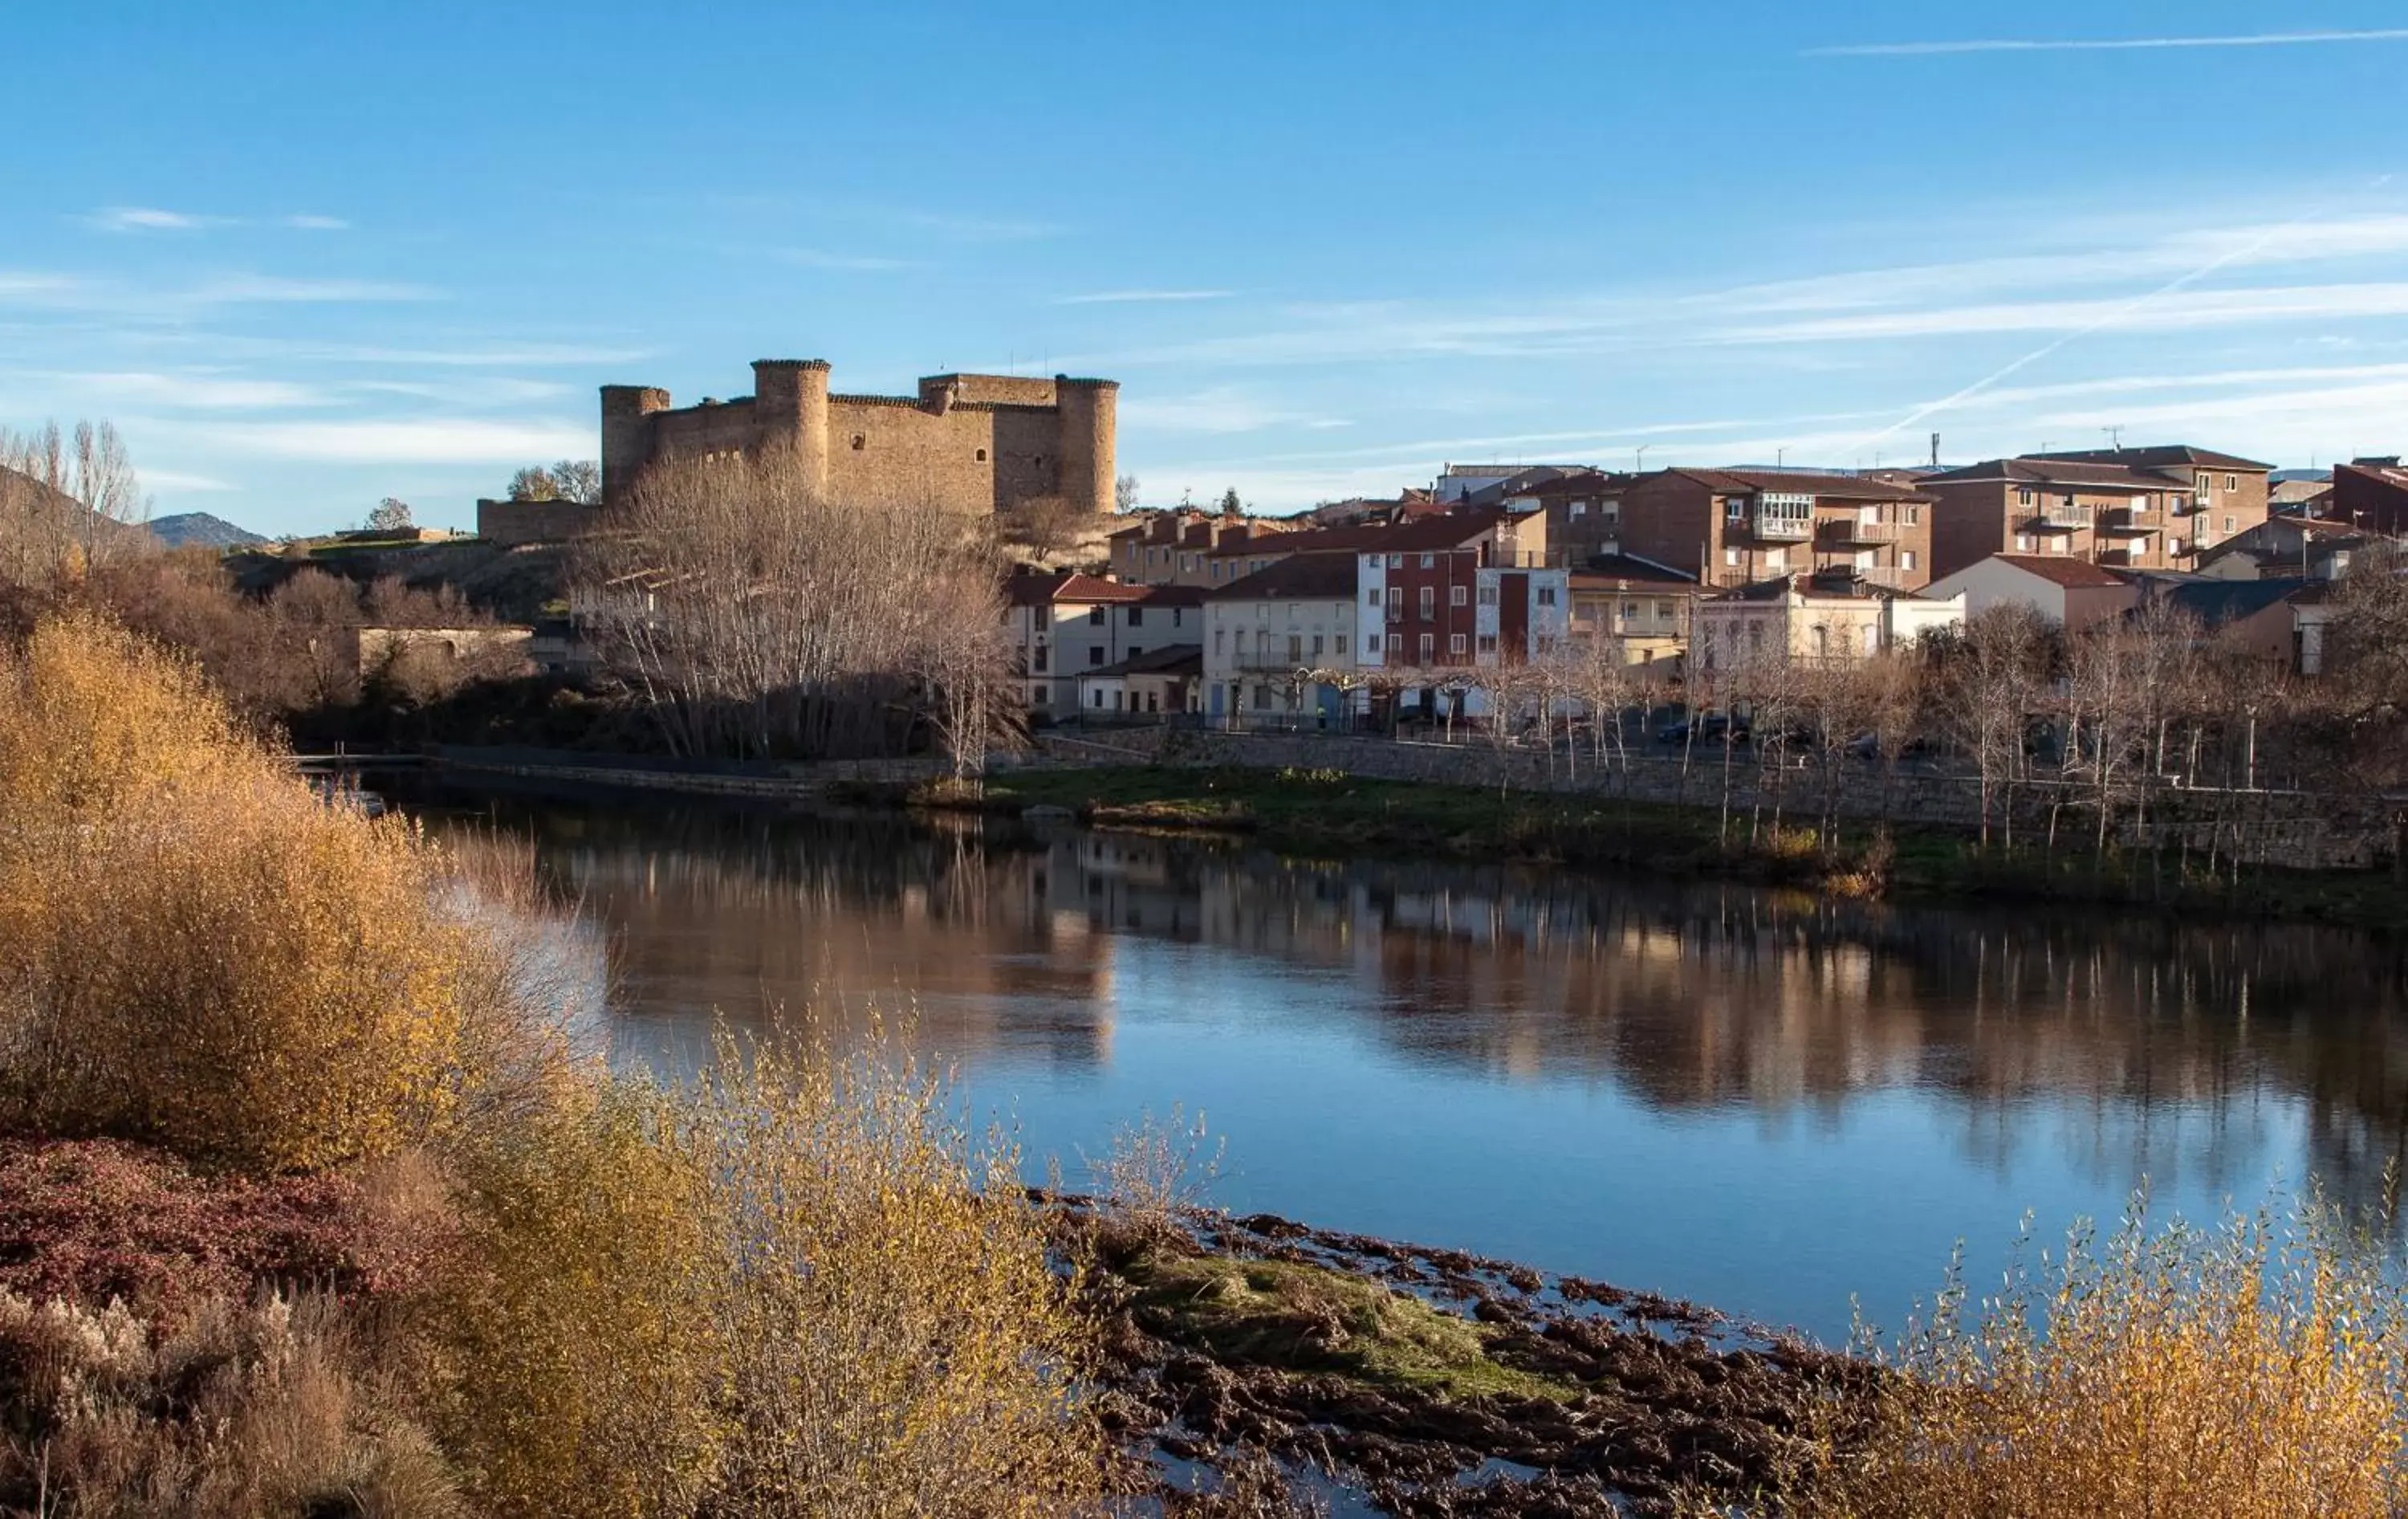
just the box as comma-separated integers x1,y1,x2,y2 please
1987,555,2132,588
1658,466,1933,502
2027,444,2274,472
1003,572,1153,607
1203,509,1509,560
1570,554,1699,590
1084,643,1203,678
1206,552,1361,601
1922,458,2177,492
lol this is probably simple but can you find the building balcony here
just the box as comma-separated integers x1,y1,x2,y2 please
2094,507,2160,537
1751,511,1815,541
2021,512,2088,533
1816,517,1902,548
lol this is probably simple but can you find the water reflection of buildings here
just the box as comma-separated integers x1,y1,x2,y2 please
439,794,2408,1214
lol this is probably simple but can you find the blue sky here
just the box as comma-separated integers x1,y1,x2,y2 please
7,2,2408,535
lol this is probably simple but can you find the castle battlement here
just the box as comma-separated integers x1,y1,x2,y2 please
599,358,1117,519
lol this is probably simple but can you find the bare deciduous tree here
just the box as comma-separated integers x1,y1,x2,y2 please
368,497,414,533
574,446,1015,767
550,459,602,505
507,466,560,503
0,420,152,585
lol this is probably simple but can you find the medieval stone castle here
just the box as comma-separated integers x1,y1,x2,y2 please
479,359,1118,545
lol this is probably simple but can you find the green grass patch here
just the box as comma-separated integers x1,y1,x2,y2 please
941,764,2408,931
1124,1250,1583,1403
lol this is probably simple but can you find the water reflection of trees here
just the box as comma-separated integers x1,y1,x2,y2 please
434,792,2408,1212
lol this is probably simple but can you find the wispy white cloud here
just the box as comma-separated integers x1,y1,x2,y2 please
29,370,334,410
189,417,592,463
1119,385,1350,435
280,214,350,230
1724,282,2408,343
1056,289,1235,305
1811,29,2408,57
84,206,222,232
139,469,238,493
181,275,438,305
771,247,920,271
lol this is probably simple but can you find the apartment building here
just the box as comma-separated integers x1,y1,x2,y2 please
1920,445,2272,580
1004,572,1203,714
1613,468,1935,591
1922,554,2138,629
1104,511,1302,587
1567,554,1699,670
1201,552,1361,726
1502,468,1633,566
1199,505,1552,590
2328,457,2408,533
1693,574,1964,674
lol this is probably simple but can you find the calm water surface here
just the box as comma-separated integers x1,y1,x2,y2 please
417,784,2408,1344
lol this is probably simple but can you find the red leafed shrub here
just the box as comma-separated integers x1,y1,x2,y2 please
0,1135,455,1319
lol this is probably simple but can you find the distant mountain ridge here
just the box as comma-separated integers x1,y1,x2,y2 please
149,512,268,550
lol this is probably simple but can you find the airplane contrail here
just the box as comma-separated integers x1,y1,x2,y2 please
1841,177,2398,458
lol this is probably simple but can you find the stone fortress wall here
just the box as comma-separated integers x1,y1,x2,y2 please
478,358,1117,547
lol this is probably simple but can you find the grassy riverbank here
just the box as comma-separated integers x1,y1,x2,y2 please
883,764,2408,929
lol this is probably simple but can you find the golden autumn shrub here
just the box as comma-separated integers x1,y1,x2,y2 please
675,1032,1109,1518
430,1087,722,1519
1801,1194,2408,1519
0,614,474,1172
0,613,1114,1517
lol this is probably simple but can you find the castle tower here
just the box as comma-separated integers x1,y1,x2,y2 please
599,385,672,507
752,359,832,498
1054,377,1118,515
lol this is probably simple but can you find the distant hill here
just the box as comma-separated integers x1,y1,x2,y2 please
149,512,269,550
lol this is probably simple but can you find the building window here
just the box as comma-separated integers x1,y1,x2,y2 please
1087,647,1103,666
2226,474,2238,492
1366,633,1381,654
2196,473,2213,495
1127,606,1144,627
1420,553,1435,569
1621,600,1639,621
2170,538,2186,556
1418,586,1435,612
1087,606,1104,625
1478,584,1498,606
1310,634,1324,657
1031,686,1047,706
851,434,865,450
1724,497,1746,521
2018,489,2035,507
1366,588,1380,606
1128,645,1143,660
1724,548,1740,567
1904,506,1920,525
1253,685,1272,711
1336,634,1348,654
1537,586,1557,606
1450,585,1468,607
1478,633,1498,655
1418,633,1434,662
1450,633,1467,655
1092,690,1104,708
1387,553,1402,568
1570,499,1588,517
1033,645,1048,673
1900,550,1917,571
1213,629,1224,654
976,448,987,462
1256,605,1268,621
2223,515,2235,532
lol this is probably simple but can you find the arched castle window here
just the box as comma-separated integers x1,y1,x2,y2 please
976,448,987,462
851,434,865,450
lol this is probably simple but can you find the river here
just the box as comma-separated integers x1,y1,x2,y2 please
412,781,2408,1345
